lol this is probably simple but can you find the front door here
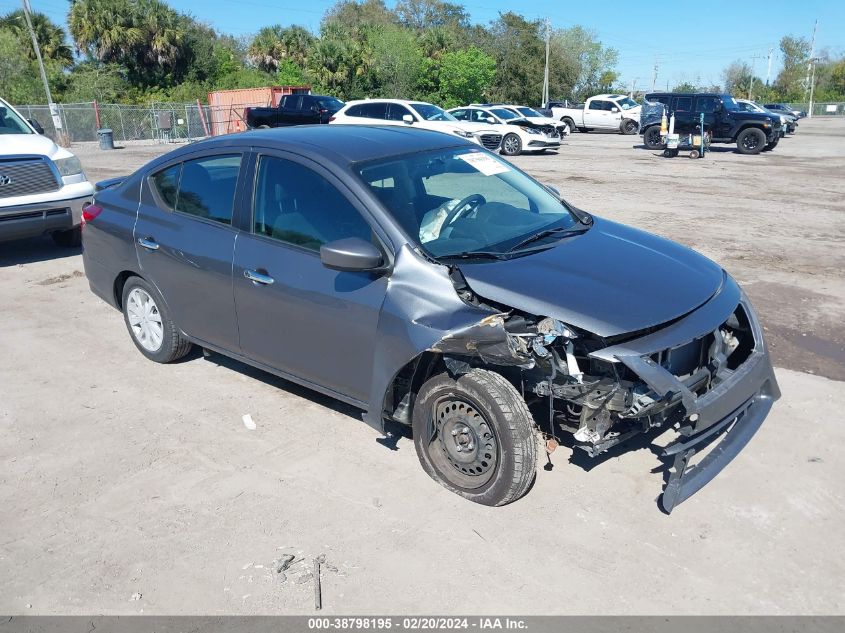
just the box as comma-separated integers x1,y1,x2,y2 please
232,153,388,403
584,100,612,127
135,152,243,351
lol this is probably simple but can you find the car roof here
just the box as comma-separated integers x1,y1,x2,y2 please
342,98,433,107
148,125,471,168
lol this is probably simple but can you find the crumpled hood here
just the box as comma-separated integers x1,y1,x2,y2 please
458,217,725,337
0,132,70,161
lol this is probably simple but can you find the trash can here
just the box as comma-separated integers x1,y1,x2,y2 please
97,128,114,150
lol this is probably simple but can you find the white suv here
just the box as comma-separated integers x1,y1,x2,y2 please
447,105,561,156
329,99,503,151
1,97,94,246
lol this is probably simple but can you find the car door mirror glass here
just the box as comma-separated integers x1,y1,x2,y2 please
320,237,383,272
402,114,414,124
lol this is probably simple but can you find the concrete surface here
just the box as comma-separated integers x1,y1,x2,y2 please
1,119,843,615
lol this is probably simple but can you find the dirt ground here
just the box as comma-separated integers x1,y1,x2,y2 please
1,119,843,615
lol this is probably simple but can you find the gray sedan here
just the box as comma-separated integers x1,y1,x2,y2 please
82,125,780,511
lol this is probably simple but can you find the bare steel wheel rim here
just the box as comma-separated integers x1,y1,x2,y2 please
428,397,499,490
127,287,164,352
503,135,520,154
624,120,638,134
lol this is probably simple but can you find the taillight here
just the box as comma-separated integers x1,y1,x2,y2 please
328,116,336,122
81,204,103,226
319,108,328,114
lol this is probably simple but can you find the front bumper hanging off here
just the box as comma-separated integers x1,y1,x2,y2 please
591,276,781,512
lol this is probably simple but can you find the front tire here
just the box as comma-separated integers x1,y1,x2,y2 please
562,117,575,132
500,133,522,156
52,226,81,247
736,128,766,154
643,126,664,149
412,369,538,506
621,119,638,135
121,276,192,363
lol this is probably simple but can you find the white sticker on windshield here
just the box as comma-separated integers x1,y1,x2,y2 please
458,152,510,176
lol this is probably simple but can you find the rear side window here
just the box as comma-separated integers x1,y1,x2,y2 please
673,97,693,112
151,164,181,210
346,102,388,119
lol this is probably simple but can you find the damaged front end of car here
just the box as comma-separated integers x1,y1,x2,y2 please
412,266,779,512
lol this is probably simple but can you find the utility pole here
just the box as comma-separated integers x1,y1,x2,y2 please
542,18,551,107
629,77,638,98
766,47,774,86
804,19,818,102
20,0,65,143
651,57,658,92
748,55,762,99
808,56,819,118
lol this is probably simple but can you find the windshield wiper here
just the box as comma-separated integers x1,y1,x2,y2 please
439,251,510,261
507,226,589,253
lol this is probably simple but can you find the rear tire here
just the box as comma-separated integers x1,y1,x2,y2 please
763,137,779,152
52,226,81,247
643,126,664,150
736,128,766,155
500,133,522,156
121,276,192,363
412,369,538,506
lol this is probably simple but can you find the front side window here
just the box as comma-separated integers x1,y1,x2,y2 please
174,155,241,225
253,156,373,251
516,107,542,118
490,107,518,120
386,103,412,121
696,96,719,113
357,148,579,259
617,97,639,110
411,103,456,122
450,109,469,121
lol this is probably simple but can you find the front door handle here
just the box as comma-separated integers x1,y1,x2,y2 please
244,269,274,285
138,237,159,251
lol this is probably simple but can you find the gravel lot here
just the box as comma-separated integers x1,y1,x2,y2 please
1,119,843,615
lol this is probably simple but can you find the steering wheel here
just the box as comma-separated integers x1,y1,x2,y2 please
441,194,487,229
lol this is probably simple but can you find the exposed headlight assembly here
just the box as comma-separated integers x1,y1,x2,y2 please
453,130,475,138
520,126,540,134
54,156,84,177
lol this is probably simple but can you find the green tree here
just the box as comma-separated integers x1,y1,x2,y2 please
370,25,423,98
0,10,73,67
436,46,496,108
774,35,811,100
672,81,699,93
722,60,757,96
551,26,618,101
247,25,314,73
395,0,468,30
62,62,131,102
484,12,544,105
0,29,45,103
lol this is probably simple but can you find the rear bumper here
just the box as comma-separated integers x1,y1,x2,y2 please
0,192,92,242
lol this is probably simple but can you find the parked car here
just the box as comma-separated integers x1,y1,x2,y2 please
764,103,805,122
549,94,642,135
475,104,570,138
1,96,94,246
244,94,344,128
447,105,561,155
82,125,780,512
642,93,782,154
329,99,501,151
736,99,796,135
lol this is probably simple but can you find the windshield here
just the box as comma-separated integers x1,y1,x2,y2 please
357,147,579,259
411,103,457,122
617,97,639,110
490,107,519,120
0,103,34,135
516,107,543,118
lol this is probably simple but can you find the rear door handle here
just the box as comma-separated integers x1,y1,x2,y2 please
244,269,274,285
138,237,159,251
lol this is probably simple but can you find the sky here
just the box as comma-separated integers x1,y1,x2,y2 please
4,0,844,92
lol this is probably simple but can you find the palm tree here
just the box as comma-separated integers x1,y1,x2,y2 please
0,9,73,67
68,0,144,63
248,25,313,73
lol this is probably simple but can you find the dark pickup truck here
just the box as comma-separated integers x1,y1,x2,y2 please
245,94,344,128
641,92,781,155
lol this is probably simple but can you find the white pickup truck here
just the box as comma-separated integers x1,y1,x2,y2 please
548,94,642,135
1,97,94,246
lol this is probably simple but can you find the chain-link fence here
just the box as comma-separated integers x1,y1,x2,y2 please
786,102,845,116
12,101,257,144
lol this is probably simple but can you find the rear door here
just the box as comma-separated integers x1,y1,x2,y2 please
135,151,244,351
232,151,389,403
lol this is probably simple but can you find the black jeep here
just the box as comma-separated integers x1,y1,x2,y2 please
641,93,782,155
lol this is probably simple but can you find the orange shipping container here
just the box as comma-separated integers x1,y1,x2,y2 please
206,86,311,135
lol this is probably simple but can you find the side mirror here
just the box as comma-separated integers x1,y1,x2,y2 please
611,107,619,113
320,237,383,272
28,119,44,134
402,114,414,124
485,116,496,124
